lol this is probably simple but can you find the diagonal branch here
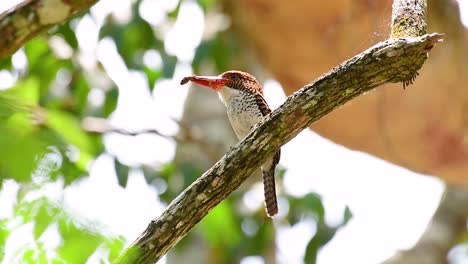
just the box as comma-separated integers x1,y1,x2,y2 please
115,32,443,264
0,0,99,60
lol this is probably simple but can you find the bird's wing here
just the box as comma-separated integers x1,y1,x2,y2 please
254,93,280,167
254,93,272,116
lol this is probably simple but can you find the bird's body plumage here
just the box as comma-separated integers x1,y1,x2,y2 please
181,70,280,217
217,71,280,217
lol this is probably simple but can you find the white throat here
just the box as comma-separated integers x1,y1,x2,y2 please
217,86,241,107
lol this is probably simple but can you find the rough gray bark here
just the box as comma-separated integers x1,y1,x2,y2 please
0,0,99,60
114,32,443,263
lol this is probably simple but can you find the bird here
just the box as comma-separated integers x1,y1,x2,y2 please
180,70,280,217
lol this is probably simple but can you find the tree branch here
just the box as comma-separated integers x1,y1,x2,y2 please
115,32,443,263
0,0,99,60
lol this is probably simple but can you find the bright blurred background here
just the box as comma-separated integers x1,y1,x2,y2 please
0,0,467,263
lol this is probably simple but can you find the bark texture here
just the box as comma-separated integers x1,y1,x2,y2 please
0,0,99,60
115,33,442,263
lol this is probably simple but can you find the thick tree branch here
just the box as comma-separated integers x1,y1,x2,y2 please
0,0,99,60
115,32,443,263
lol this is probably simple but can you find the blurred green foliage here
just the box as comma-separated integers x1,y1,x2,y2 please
0,0,351,263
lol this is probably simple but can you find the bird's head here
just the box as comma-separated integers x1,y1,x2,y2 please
180,70,263,95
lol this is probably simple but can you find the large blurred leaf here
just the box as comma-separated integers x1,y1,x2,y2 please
24,38,72,96
24,38,49,68
46,110,97,156
288,193,325,225
0,93,30,120
2,77,40,105
199,201,241,247
0,125,47,182
57,219,104,263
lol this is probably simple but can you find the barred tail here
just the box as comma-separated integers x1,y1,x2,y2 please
262,164,278,217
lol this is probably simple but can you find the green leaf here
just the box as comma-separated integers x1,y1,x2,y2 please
162,54,177,78
143,66,162,90
105,237,126,261
33,201,60,239
114,157,129,188
70,75,91,115
103,88,118,117
57,218,103,263
342,206,353,226
197,0,217,11
178,162,202,186
0,93,30,120
3,77,40,105
46,110,94,155
287,193,325,225
0,57,12,70
303,205,353,264
24,38,49,68
60,156,87,186
304,223,335,264
0,220,10,262
167,1,181,19
0,127,46,182
57,22,78,49
302,193,325,220
199,200,241,249
24,38,73,96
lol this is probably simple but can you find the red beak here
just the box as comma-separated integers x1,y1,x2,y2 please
180,75,229,91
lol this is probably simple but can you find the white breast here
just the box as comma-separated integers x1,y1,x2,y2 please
217,86,264,139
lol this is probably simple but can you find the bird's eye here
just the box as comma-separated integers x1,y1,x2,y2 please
231,74,240,81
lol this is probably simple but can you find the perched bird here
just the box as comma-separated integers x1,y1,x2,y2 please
181,70,280,217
